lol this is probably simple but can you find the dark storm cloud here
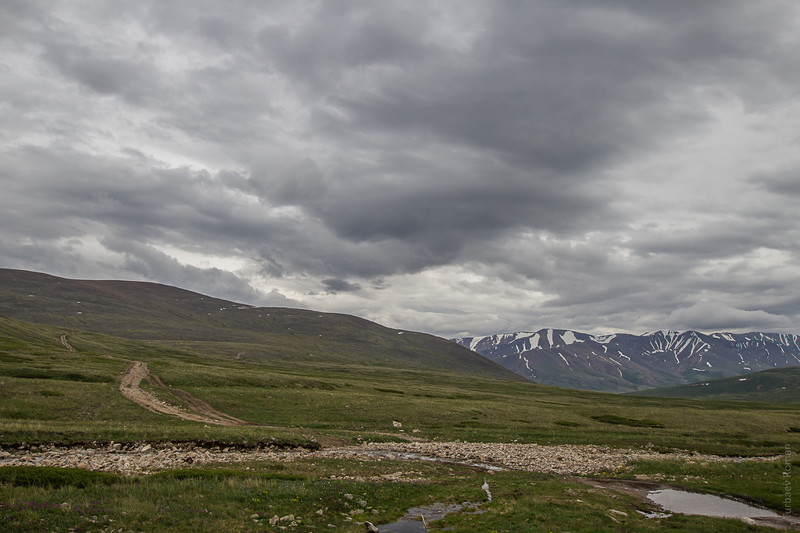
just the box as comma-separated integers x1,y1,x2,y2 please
321,278,362,294
625,222,784,260
753,168,800,197
102,238,264,304
2,0,799,335
44,45,163,106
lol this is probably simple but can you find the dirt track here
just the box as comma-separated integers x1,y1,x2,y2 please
59,334,74,352
118,361,251,426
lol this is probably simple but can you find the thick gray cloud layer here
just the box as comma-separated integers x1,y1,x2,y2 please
2,0,799,337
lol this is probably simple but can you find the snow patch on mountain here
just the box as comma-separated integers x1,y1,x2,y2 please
452,328,800,393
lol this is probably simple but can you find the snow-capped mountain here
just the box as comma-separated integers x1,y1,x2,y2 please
452,329,800,392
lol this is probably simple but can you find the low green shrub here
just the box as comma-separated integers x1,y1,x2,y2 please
0,466,119,488
590,414,665,428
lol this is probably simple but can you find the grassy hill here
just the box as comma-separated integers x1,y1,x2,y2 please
0,268,519,379
631,366,800,403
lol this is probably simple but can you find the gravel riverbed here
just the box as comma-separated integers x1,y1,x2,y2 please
0,441,775,477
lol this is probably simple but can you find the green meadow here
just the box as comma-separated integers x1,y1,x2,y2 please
2,315,799,531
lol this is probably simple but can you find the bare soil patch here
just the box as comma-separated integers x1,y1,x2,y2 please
118,361,251,426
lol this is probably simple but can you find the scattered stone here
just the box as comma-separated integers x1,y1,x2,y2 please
608,509,628,517
365,521,380,533
0,440,776,477
392,421,402,428
343,494,354,500
280,514,294,522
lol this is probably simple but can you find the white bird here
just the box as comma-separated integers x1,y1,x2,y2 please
482,478,492,501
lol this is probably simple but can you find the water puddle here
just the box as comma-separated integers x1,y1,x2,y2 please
590,479,800,529
378,501,484,532
647,488,780,519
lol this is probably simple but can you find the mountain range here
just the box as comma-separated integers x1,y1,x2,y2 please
453,328,800,392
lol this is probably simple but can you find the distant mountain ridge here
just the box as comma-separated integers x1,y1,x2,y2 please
452,328,800,392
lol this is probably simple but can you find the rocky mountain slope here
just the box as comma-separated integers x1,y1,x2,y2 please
453,329,800,392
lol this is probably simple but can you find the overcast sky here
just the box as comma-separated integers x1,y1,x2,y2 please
2,1,799,338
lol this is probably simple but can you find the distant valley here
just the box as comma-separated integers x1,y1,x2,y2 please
453,328,800,392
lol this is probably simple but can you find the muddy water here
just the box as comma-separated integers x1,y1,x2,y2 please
378,502,484,532
647,488,781,519
590,479,800,529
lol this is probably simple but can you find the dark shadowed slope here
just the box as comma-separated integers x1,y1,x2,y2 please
631,366,800,403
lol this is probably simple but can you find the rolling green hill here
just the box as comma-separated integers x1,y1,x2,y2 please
0,268,519,380
631,366,800,403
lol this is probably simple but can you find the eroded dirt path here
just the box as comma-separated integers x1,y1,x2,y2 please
59,333,74,352
119,361,251,426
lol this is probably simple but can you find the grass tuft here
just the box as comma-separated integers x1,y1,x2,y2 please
590,414,665,428
0,466,119,488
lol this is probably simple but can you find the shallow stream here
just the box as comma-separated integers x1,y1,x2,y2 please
377,501,484,532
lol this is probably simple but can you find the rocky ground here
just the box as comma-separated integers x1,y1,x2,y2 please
0,440,776,477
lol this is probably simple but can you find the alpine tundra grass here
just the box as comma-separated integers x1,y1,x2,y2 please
2,285,799,530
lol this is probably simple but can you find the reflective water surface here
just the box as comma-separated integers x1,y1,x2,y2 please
378,502,484,532
647,488,780,519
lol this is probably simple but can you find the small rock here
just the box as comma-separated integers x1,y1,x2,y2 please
365,522,380,533
392,421,402,428
280,514,294,522
608,509,628,517
343,494,354,500
269,515,280,526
